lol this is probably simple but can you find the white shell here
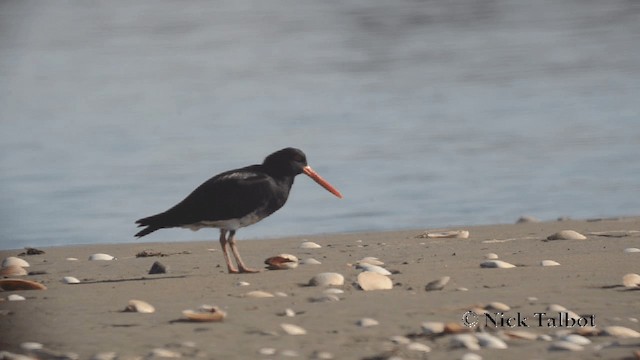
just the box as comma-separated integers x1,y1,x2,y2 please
63,276,81,284
355,263,391,275
357,318,379,327
89,253,116,261
623,248,640,253
0,265,28,276
476,333,508,349
66,257,79,261
460,353,483,360
357,271,393,291
244,290,275,298
451,334,480,350
235,281,250,287
20,342,44,351
406,342,431,352
547,230,587,240
299,258,322,265
2,257,29,268
182,305,226,322
358,257,384,266
421,321,445,335
264,254,299,270
622,273,640,288
309,272,344,287
258,348,277,356
389,335,411,344
279,308,296,317
280,323,307,335
125,299,155,313
424,230,470,239
484,253,499,260
549,341,584,351
603,326,640,338
561,334,591,345
485,302,510,311
541,260,561,266
149,348,181,358
425,276,450,291
480,260,516,269
300,241,322,249
547,304,567,311
323,288,344,295
8,294,26,301
310,294,341,303
504,330,538,340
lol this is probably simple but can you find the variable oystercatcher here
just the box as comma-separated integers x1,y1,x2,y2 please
135,148,343,273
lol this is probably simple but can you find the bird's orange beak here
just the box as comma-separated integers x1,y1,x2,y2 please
303,166,343,199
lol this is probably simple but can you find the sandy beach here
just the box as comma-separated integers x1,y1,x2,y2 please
1,217,639,359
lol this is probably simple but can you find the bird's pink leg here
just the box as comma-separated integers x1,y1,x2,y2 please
228,230,261,273
219,230,239,273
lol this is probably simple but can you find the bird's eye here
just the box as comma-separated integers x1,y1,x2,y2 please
294,155,304,162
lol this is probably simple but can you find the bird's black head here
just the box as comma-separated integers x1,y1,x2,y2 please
262,147,308,177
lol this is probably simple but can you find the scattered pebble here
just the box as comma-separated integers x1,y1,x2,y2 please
299,258,322,265
425,276,450,291
280,323,307,335
603,326,640,338
149,261,168,274
149,348,181,358
476,333,508,349
323,288,344,295
549,340,584,351
2,257,30,268
279,308,296,317
124,299,155,313
355,263,391,275
66,257,79,261
309,273,344,287
63,276,81,284
310,294,341,303
516,216,539,223
389,335,411,345
622,273,640,288
20,342,43,351
244,290,275,298
357,271,393,291
541,260,561,266
182,305,226,322
503,330,538,340
8,294,26,301
0,265,28,276
421,321,445,335
624,248,640,253
357,318,379,327
420,230,470,239
406,342,431,352
480,260,516,269
484,253,499,260
274,291,288,297
258,348,277,356
265,254,299,270
561,334,591,345
236,281,250,287
300,241,322,249
547,230,587,240
451,334,480,350
456,287,469,291
88,253,116,261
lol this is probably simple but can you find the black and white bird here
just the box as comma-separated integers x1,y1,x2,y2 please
135,148,342,273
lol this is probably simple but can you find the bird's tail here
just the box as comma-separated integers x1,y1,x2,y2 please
134,213,167,238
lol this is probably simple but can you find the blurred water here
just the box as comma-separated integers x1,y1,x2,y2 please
1,0,639,249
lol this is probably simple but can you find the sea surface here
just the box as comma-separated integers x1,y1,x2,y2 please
1,0,639,249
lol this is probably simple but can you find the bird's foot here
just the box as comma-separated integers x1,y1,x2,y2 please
238,266,262,274
226,266,240,274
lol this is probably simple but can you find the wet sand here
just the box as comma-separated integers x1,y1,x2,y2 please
1,217,639,359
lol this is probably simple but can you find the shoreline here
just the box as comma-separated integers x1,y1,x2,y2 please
1,217,640,359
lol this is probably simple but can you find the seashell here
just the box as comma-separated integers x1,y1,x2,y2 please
309,272,344,287
503,330,538,340
310,294,341,303
0,265,28,277
274,291,288,297
63,276,81,284
279,308,296,317
357,318,379,327
423,230,470,239
561,334,591,345
549,341,584,351
300,241,321,249
421,321,445,335
258,348,277,356
89,253,116,261
66,257,78,261
300,258,322,265
357,271,393,291
480,260,516,269
149,348,181,358
476,333,508,349
460,353,483,360
355,263,391,275
538,334,553,341
623,273,640,288
406,342,431,352
281,350,299,357
516,215,539,223
125,299,155,313
92,351,117,360
8,294,26,301
265,254,299,270
603,326,640,338
235,281,250,287
425,276,450,291
244,290,275,298
484,301,510,311
456,287,469,291
358,257,384,266
312,351,334,359
323,288,344,295
20,342,44,351
484,253,499,260
547,230,586,240
547,304,568,312
451,334,480,350
0,279,47,290
2,257,30,268
390,335,411,344
624,248,640,253
280,323,307,335
444,322,470,334
541,260,561,266
182,305,226,322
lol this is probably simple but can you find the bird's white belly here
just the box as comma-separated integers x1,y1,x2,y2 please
183,212,263,231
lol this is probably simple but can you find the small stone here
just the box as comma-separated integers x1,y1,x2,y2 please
476,333,508,349
422,230,470,239
503,330,538,340
323,288,344,295
624,248,640,253
149,348,181,358
236,281,250,287
406,342,431,352
280,323,307,335
89,253,116,261
561,334,591,345
149,261,168,274
357,271,393,291
425,276,450,291
484,302,510,311
549,341,584,351
63,276,81,284
274,292,288,297
2,257,30,268
124,299,155,313
547,230,587,240
66,258,78,261
541,260,561,266
456,287,469,291
279,308,296,317
300,241,322,249
355,263,391,275
451,334,480,350
258,348,277,356
357,318,379,327
310,294,341,303
244,290,275,298
389,336,411,345
484,253,499,260
623,273,640,288
421,322,445,335
8,294,26,301
480,260,516,269
299,258,322,265
309,273,344,287
516,216,539,223
20,342,43,351
603,326,640,338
